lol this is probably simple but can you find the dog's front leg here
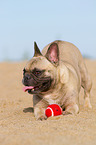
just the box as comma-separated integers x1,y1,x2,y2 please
62,90,79,115
33,95,48,120
62,104,79,115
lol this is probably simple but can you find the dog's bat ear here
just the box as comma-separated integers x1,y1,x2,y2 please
34,42,42,57
45,43,59,66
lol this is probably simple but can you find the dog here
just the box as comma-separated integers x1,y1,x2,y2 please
22,40,92,120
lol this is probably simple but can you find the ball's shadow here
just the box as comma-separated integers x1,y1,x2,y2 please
23,107,34,113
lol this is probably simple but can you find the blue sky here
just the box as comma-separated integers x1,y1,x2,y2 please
0,0,96,61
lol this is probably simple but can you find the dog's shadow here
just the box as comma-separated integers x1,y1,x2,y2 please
23,107,34,113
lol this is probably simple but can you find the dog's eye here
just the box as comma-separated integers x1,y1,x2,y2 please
32,68,45,76
35,71,41,75
35,71,42,76
32,69,41,76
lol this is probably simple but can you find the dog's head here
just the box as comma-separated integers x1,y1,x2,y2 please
22,42,59,94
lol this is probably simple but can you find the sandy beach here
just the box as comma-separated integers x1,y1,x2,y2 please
0,59,96,145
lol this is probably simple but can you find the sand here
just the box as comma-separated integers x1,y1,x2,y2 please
0,59,96,145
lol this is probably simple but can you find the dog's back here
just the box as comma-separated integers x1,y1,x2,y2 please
42,40,83,71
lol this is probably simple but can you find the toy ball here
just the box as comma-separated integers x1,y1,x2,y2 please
45,104,62,118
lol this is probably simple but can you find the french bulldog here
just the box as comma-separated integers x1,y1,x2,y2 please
22,40,92,120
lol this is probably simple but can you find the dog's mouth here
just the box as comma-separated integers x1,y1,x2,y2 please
23,79,52,94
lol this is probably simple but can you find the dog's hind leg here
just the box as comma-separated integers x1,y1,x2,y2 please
79,60,92,108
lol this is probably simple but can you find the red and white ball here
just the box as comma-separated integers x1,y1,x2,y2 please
45,104,62,118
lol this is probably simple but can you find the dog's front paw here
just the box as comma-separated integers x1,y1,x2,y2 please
62,104,79,115
34,106,48,121
37,115,47,121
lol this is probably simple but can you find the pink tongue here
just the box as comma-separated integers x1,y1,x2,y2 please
23,86,34,92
